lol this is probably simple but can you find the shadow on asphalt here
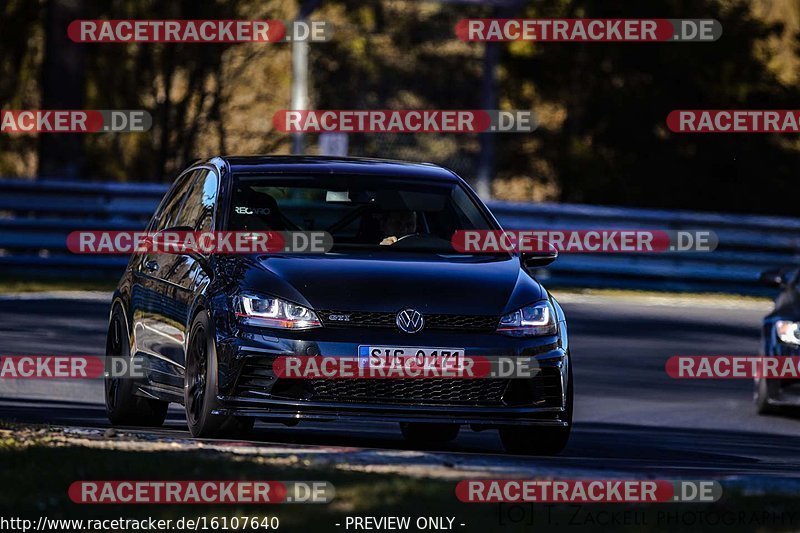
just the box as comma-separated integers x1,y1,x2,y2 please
3,397,800,476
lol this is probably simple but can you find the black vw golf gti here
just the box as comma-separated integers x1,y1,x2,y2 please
756,266,800,414
105,156,572,455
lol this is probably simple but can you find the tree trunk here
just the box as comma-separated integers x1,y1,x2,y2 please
38,0,86,180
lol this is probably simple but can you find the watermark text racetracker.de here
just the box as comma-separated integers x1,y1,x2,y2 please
66,230,333,254
70,480,333,504
667,356,800,379
273,110,537,133
451,230,717,253
457,479,722,503
272,354,542,379
68,19,333,43
455,19,722,42
668,110,800,133
1,110,151,133
0,355,138,379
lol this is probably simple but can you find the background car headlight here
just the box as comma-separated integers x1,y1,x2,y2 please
236,295,321,329
775,320,800,346
497,301,556,336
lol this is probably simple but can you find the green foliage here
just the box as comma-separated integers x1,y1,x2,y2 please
0,0,798,214
503,0,800,213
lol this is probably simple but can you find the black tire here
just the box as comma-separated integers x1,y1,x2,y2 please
754,376,782,415
105,305,168,427
184,311,254,438
500,356,573,455
400,422,460,443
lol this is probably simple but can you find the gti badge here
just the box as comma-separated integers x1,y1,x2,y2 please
396,308,424,334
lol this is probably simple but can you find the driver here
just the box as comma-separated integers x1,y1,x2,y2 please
379,210,417,245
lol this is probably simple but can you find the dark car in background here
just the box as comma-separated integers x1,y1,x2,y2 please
756,267,800,414
753,267,800,414
104,156,572,455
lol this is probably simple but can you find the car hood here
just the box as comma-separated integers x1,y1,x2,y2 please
230,252,544,315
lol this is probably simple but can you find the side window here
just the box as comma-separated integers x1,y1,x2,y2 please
153,171,196,232
175,169,218,231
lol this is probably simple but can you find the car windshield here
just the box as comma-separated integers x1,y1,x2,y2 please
228,174,495,253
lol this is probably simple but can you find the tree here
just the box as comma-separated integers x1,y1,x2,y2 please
38,0,86,179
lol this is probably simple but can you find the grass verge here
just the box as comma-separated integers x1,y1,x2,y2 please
0,278,116,294
0,424,798,532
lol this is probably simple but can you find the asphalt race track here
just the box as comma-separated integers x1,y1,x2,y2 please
2,291,799,480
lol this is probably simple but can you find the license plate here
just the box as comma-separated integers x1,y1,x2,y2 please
357,346,463,369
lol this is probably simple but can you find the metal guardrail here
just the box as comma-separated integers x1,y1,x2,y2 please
491,201,800,295
0,180,164,277
0,179,797,295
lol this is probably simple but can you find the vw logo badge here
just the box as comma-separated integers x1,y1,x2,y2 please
396,308,424,334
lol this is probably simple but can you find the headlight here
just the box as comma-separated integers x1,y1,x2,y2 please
236,294,321,330
497,301,556,336
775,320,800,346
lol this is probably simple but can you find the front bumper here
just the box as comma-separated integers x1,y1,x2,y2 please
758,328,800,407
213,402,568,427
211,311,570,428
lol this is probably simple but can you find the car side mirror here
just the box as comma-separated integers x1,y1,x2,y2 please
759,268,795,288
520,242,558,268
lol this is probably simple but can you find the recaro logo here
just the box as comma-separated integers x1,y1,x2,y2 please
396,309,424,334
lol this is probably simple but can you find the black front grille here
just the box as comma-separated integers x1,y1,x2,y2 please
536,367,564,407
233,358,564,409
318,311,395,328
307,378,510,405
317,310,499,332
504,367,563,408
235,359,275,396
